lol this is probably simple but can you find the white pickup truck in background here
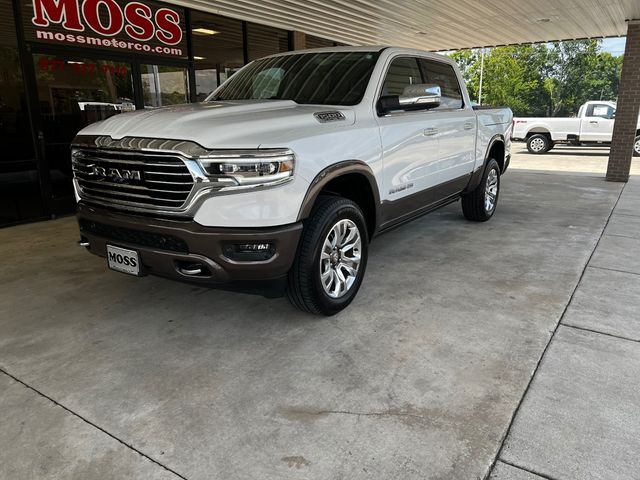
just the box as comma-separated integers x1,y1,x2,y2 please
512,100,640,156
72,47,512,315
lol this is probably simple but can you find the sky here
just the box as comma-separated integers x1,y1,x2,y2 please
601,37,626,56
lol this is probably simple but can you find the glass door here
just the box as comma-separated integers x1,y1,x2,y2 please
1,1,43,226
140,64,190,108
32,54,136,208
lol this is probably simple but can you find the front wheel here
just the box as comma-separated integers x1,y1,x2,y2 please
634,135,640,157
527,134,551,154
461,159,500,222
287,196,368,315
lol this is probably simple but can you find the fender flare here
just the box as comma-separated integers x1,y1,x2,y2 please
524,126,552,138
464,134,506,193
296,160,381,232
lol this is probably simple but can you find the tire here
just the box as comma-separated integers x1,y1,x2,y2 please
634,135,640,157
287,196,369,315
526,134,551,154
461,159,500,222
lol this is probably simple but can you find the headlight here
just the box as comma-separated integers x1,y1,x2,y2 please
197,149,295,190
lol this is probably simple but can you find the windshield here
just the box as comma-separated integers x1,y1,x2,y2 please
207,51,381,106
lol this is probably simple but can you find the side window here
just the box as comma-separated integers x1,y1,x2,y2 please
586,104,615,119
418,59,463,109
381,57,422,97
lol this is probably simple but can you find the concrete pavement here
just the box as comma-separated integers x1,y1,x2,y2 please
0,150,638,479
509,143,640,176
493,175,640,480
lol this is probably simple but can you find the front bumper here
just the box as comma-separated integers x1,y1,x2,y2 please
77,203,302,285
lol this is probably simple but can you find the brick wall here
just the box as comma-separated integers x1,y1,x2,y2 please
606,21,640,182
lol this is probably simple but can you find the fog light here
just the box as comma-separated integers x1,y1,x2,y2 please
223,242,275,261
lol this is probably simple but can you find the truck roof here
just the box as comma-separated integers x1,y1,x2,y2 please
264,45,457,65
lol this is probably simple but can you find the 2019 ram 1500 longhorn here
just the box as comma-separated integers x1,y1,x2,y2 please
512,100,640,156
72,46,513,315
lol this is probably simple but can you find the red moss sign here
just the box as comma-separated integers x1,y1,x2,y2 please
26,0,186,57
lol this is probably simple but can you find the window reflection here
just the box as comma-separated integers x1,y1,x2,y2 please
33,55,135,200
141,64,189,107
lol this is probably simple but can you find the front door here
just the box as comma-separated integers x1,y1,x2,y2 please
580,103,616,142
376,56,440,220
376,55,475,225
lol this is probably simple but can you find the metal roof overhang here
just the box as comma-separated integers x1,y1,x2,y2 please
167,0,640,51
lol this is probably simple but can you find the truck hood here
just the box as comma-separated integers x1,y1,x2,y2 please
77,100,356,149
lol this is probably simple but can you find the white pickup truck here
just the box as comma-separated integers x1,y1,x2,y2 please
72,46,512,315
512,100,640,156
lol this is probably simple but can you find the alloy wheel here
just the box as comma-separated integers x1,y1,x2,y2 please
320,219,362,299
485,168,499,213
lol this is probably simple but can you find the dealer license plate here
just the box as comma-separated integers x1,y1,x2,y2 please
106,245,140,276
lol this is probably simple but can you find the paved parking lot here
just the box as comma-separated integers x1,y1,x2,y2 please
1,147,639,479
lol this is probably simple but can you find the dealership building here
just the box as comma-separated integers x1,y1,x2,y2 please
1,0,343,226
2,0,639,227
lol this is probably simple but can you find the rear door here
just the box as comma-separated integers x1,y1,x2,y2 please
580,103,616,142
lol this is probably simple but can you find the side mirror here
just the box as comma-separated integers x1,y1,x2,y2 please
399,84,441,108
377,84,442,115
377,95,400,115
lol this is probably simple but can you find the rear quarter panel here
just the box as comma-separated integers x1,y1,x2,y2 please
475,108,513,169
512,117,581,141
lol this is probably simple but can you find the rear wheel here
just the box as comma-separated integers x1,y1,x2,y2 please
527,134,551,154
634,135,640,157
461,159,500,222
287,196,368,315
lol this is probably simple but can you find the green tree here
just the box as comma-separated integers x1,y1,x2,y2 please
449,40,623,117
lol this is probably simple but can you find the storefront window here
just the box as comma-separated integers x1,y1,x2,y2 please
33,54,135,200
141,64,190,107
191,12,244,101
0,4,43,225
306,35,337,49
247,22,290,61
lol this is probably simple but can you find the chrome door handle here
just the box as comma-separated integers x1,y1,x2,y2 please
464,122,474,130
423,127,438,136
590,121,599,124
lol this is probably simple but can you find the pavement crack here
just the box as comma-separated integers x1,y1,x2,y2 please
0,367,188,480
498,459,560,480
587,264,640,277
561,323,640,344
283,407,430,422
320,409,428,420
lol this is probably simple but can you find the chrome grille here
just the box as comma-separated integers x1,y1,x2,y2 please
72,149,195,210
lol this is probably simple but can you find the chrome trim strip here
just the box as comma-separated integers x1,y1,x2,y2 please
75,177,192,194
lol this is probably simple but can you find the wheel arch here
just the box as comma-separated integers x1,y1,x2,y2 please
464,134,506,193
526,127,552,138
297,160,381,239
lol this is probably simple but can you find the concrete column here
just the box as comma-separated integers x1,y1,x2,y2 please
606,21,640,182
291,31,306,50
